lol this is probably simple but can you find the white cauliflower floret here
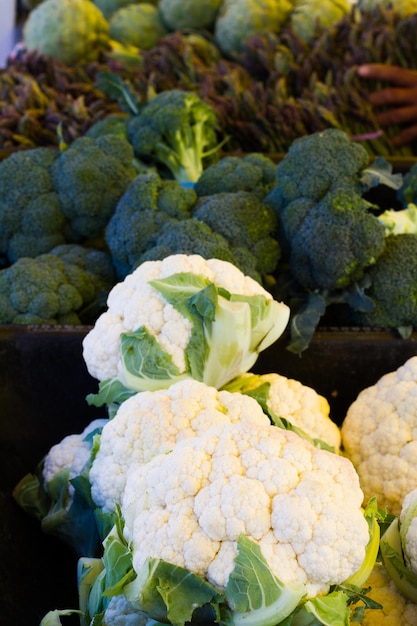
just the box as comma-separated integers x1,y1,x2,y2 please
341,356,417,516
89,379,271,512
231,372,341,451
102,594,151,625
82,254,289,391
43,418,107,496
121,420,369,599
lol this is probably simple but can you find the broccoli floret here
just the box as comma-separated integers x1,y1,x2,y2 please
159,0,223,30
194,153,277,198
85,114,130,140
50,134,137,241
138,218,262,282
192,190,280,275
0,147,68,265
0,249,115,325
353,234,417,335
265,129,371,211
288,185,386,291
105,172,197,278
126,89,223,184
48,243,116,288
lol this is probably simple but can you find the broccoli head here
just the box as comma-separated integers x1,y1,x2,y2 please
0,147,68,265
126,89,223,184
51,134,137,242
288,184,386,291
265,129,371,211
352,233,417,334
138,218,262,282
105,172,197,277
194,153,277,198
193,190,280,275
0,247,115,325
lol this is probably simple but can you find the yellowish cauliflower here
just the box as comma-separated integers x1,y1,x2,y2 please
350,563,417,625
23,0,110,65
341,356,417,516
121,419,369,599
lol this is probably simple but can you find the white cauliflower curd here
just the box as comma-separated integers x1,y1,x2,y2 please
121,419,369,599
341,355,417,516
89,378,271,512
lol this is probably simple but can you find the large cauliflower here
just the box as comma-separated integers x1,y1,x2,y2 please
341,355,417,516
121,419,369,599
89,379,271,512
23,0,110,65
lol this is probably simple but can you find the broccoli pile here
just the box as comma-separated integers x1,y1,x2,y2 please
0,245,116,325
105,165,282,282
0,134,137,267
264,128,404,351
352,233,417,335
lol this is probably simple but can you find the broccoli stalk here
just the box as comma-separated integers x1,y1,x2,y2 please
127,89,227,184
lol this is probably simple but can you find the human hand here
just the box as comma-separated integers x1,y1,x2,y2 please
357,63,417,148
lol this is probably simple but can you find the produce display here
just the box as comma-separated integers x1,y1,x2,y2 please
10,254,394,625
3,0,417,623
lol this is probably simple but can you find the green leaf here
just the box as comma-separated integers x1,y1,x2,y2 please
120,327,190,390
125,557,224,625
95,71,141,115
86,378,136,411
40,609,84,626
292,590,351,626
226,535,305,626
287,292,326,355
379,516,417,603
360,157,403,191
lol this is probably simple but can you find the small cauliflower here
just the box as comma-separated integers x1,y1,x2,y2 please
89,378,271,512
121,419,369,599
102,594,156,625
349,562,417,625
13,418,108,556
225,371,341,451
23,0,110,65
82,254,290,395
341,356,417,516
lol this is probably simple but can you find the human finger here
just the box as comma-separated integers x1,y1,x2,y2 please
389,124,417,148
368,86,417,108
375,104,417,128
357,64,417,87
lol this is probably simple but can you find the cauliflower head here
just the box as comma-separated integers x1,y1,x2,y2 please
23,0,110,65
350,562,417,625
214,0,293,58
121,419,369,598
226,371,341,451
82,254,289,392
341,356,417,516
89,379,271,512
